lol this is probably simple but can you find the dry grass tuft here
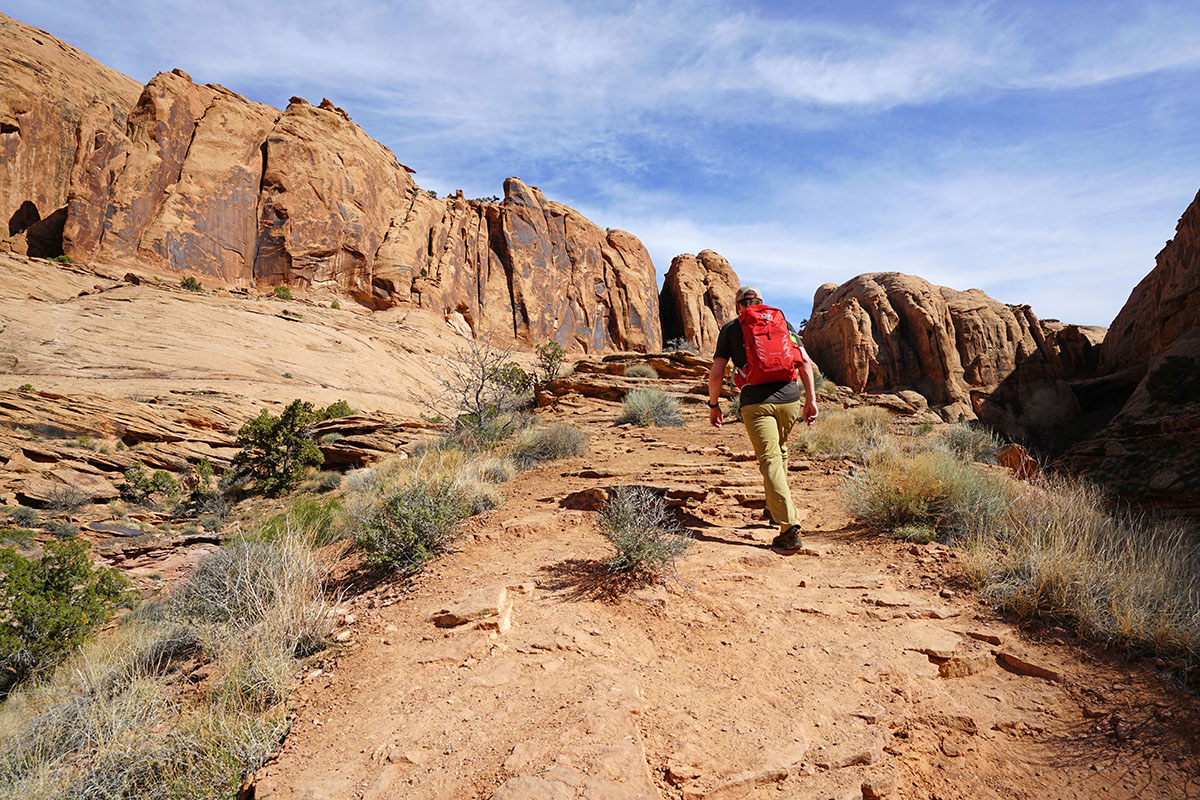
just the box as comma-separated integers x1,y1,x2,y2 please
796,405,892,460
510,424,589,467
616,388,683,427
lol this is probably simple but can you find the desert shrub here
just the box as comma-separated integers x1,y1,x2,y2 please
120,462,181,505
50,254,73,264
180,276,203,292
535,341,567,384
0,529,33,549
510,424,589,467
841,448,1012,539
273,286,292,300
199,514,224,533
1146,355,1200,405
330,300,341,310
942,422,1004,462
795,405,890,459
353,474,470,573
917,421,934,435
0,538,135,693
46,482,88,512
624,364,658,379
664,337,699,354
616,388,683,427
596,486,693,578
727,395,742,422
45,520,78,539
313,471,343,492
232,400,324,496
424,336,535,449
811,367,830,393
495,362,535,397
8,507,37,528
316,399,355,420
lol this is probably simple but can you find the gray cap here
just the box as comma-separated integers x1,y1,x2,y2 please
735,285,762,302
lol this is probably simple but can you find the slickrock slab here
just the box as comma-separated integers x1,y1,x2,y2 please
938,652,995,679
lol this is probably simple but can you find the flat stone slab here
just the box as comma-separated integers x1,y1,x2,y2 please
899,621,962,660
429,585,508,628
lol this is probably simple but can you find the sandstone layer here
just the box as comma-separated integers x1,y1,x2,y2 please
804,273,1101,439
0,13,659,352
658,249,740,353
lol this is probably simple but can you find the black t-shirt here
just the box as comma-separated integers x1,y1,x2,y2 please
714,316,803,406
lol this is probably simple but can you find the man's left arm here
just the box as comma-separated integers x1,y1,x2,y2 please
795,345,818,425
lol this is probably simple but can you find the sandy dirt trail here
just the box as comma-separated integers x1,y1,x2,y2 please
253,398,1200,800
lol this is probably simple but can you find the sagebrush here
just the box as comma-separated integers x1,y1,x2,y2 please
616,388,683,427
596,485,693,578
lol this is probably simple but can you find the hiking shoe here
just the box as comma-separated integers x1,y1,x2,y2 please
771,526,803,551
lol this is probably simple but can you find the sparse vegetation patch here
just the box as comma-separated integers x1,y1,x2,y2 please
510,424,589,468
616,388,683,427
596,485,693,579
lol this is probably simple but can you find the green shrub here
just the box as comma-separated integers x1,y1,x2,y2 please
232,400,324,497
727,396,742,422
495,362,534,396
428,337,536,449
596,485,693,578
0,538,134,692
330,300,341,310
917,421,934,435
120,462,181,505
273,286,292,300
51,254,73,264
942,422,1004,462
17,383,33,392
180,276,203,292
45,520,79,539
353,475,470,573
8,506,38,528
1146,356,1200,405
0,528,34,548
510,424,589,467
535,341,567,383
316,399,355,420
616,388,683,427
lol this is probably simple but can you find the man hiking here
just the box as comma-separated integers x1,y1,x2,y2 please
707,286,818,551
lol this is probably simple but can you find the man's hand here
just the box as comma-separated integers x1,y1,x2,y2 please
804,398,818,426
709,405,723,428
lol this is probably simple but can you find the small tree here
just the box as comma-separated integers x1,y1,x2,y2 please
422,335,531,447
536,341,567,384
233,400,324,496
0,538,134,693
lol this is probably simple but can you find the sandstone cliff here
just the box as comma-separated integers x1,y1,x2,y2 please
1059,190,1200,510
804,273,1102,439
0,13,659,352
658,250,739,353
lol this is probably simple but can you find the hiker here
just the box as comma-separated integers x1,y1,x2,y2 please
707,286,818,551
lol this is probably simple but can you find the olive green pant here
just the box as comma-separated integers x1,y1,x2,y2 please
740,399,802,531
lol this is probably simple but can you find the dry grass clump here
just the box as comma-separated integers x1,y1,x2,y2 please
795,405,891,460
841,448,1013,538
596,485,693,579
624,364,659,379
941,421,1004,462
510,424,589,468
962,475,1200,667
0,507,334,799
616,388,683,427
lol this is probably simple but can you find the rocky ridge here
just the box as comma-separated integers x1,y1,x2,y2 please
658,250,740,353
0,13,659,352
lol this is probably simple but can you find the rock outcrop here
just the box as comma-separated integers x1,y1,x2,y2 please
0,14,141,257
0,13,659,352
804,273,1101,438
1059,190,1200,510
659,250,740,353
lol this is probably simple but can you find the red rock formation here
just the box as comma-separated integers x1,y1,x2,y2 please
658,250,739,353
0,14,659,352
804,273,1094,435
0,13,140,256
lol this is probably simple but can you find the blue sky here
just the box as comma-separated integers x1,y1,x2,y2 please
9,1,1200,328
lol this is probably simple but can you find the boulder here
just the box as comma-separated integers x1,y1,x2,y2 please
804,273,1092,439
659,249,740,354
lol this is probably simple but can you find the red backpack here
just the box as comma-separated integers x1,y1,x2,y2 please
734,305,800,388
